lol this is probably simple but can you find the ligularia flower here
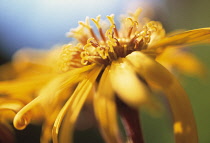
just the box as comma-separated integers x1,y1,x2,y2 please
0,9,210,143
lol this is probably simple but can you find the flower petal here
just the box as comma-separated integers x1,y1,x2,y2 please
126,51,198,143
0,99,24,112
94,66,121,143
13,65,94,130
109,59,150,108
0,74,54,100
52,65,102,143
150,28,210,49
127,52,173,87
0,99,25,123
156,47,206,77
12,47,61,72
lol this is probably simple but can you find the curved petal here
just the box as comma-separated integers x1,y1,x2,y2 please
126,51,198,143
0,74,54,100
40,86,76,143
52,65,102,143
109,59,150,108
94,66,121,143
0,99,25,123
12,47,61,72
156,47,206,77
13,65,94,130
150,28,210,49
0,99,24,112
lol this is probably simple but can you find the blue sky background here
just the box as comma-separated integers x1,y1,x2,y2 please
0,0,165,57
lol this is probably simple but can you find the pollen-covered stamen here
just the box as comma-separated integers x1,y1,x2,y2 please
88,38,108,59
131,21,158,51
107,40,118,60
80,17,158,65
67,26,89,45
79,17,99,42
59,44,84,72
80,38,110,65
107,15,119,38
126,18,138,38
64,9,163,68
135,38,145,51
91,16,106,42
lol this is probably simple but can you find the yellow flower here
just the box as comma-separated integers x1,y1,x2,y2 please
0,8,210,143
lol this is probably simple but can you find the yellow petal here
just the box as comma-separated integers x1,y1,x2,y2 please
156,47,206,77
150,28,210,49
12,47,61,72
0,99,24,112
0,99,25,122
126,51,198,143
94,66,121,143
52,65,102,143
109,59,151,108
13,65,94,130
0,74,54,100
126,52,173,87
40,83,79,143
39,65,96,143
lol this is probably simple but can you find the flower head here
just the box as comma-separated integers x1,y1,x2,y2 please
0,8,210,143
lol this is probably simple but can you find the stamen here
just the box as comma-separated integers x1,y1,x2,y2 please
96,46,107,59
128,27,133,38
105,25,118,46
88,55,106,65
80,51,89,65
129,35,137,45
126,18,138,38
107,40,118,60
67,26,89,45
99,28,106,42
78,17,91,29
90,41,99,48
123,45,128,57
59,44,84,72
79,17,99,42
81,57,89,65
91,16,101,29
135,38,145,50
106,14,115,25
89,29,99,42
107,15,119,38
64,10,164,68
91,16,106,42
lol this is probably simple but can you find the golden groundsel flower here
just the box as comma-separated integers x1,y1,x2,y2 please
0,9,210,143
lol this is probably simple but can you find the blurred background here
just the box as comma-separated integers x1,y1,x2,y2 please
0,0,209,143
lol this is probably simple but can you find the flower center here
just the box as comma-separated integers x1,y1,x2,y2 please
59,9,164,72
79,15,155,66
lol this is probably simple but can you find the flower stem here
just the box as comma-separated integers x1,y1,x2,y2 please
116,97,144,143
0,124,15,143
